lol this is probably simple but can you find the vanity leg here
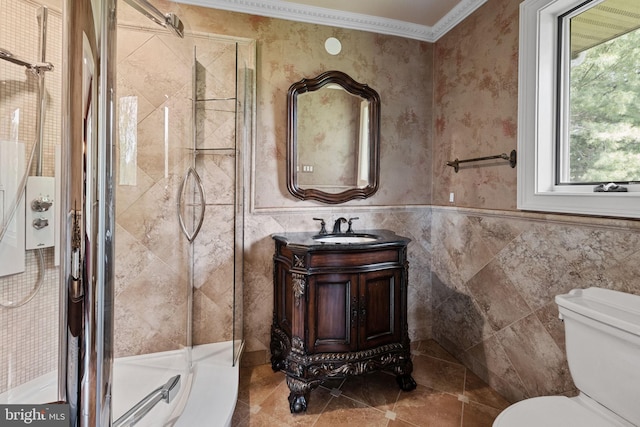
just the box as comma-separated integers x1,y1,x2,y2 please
285,376,317,413
396,374,417,391
288,391,308,413
393,351,416,391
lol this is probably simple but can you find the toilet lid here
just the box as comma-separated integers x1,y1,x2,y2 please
493,396,621,427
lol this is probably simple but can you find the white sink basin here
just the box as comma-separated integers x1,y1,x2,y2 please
313,235,378,244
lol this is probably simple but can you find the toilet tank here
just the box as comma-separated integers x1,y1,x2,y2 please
556,287,640,426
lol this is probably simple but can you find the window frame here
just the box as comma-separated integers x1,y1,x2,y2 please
518,0,640,219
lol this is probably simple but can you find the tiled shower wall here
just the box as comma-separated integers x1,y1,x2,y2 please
115,1,252,356
0,0,62,394
114,17,192,356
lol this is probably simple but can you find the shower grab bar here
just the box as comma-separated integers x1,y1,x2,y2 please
0,47,53,73
177,166,206,243
113,375,181,427
123,0,184,38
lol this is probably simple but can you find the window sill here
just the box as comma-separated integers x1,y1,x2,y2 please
518,190,640,219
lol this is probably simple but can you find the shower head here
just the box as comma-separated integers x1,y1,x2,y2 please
0,47,53,74
124,0,185,38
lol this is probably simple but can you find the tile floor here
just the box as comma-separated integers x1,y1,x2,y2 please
231,340,511,426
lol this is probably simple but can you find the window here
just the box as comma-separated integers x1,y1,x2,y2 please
518,0,640,218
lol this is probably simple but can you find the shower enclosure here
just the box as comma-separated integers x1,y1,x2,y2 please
113,0,253,424
0,0,254,425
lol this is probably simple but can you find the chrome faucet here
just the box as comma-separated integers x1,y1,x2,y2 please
332,217,347,234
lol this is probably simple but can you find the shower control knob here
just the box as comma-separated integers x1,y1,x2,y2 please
25,177,55,249
32,217,49,230
31,196,53,212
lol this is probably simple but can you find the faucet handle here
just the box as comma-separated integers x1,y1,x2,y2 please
313,217,327,235
346,217,359,234
32,196,53,212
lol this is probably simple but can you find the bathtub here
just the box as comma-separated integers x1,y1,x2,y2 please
0,341,240,427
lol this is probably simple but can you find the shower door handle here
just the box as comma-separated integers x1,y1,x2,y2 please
177,166,205,243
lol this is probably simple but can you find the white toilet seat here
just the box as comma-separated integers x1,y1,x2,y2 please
493,396,630,427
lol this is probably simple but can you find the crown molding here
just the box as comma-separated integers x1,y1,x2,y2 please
175,0,488,42
431,0,487,39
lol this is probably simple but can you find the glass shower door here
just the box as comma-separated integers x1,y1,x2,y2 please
191,37,253,366
114,1,254,424
233,42,255,365
113,1,194,424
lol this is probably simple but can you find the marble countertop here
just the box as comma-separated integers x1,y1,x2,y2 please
272,229,411,250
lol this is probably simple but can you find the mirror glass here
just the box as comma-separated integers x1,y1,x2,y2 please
287,71,380,204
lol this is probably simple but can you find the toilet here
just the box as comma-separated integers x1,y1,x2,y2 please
493,287,640,427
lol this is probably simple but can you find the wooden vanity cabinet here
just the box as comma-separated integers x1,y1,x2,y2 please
271,231,416,413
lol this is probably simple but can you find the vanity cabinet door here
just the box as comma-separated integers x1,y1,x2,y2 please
358,268,402,349
274,260,294,337
308,273,359,353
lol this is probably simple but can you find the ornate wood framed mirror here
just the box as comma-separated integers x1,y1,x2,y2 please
287,71,380,204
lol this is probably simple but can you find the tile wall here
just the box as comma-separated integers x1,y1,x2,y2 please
431,0,640,402
115,1,254,355
0,0,62,394
430,207,640,402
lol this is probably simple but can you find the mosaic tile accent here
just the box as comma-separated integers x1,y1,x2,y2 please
0,0,62,395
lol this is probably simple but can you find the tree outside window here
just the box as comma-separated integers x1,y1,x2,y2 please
565,5,640,184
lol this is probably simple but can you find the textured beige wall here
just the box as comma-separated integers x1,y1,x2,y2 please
114,2,435,365
174,5,434,209
433,0,519,210
431,0,640,403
